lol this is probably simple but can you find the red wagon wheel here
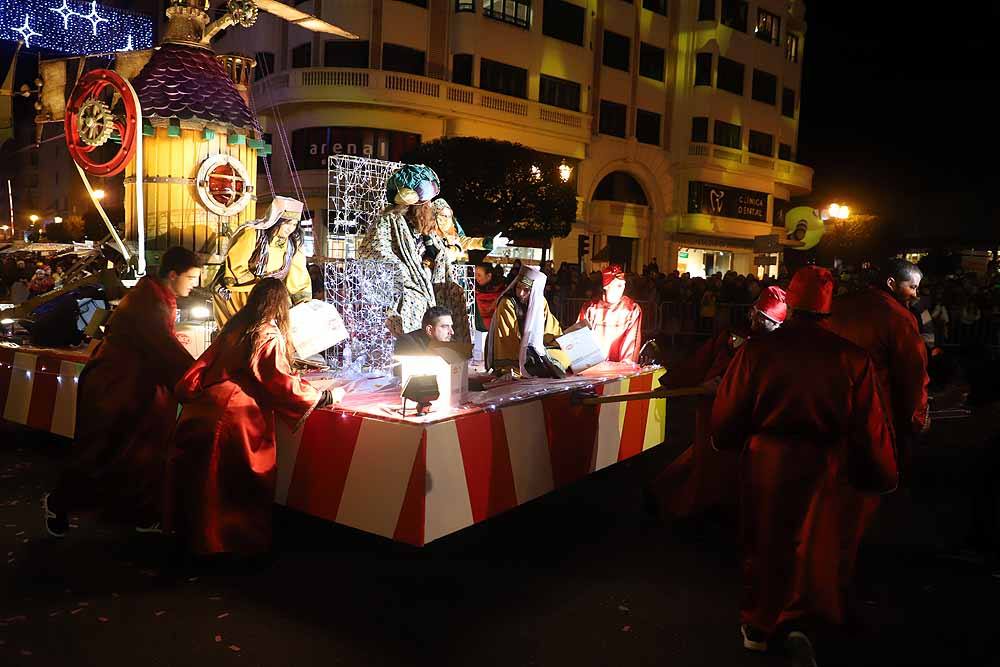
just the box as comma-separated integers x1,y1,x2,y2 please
64,69,139,177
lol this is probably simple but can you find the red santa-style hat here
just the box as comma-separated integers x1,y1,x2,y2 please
786,265,834,314
602,264,626,287
754,285,788,323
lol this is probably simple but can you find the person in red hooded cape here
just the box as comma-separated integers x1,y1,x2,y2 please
577,265,643,363
165,278,338,555
42,247,203,536
711,266,897,666
650,286,787,520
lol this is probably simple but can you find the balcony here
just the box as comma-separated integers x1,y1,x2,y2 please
685,142,813,194
251,68,591,143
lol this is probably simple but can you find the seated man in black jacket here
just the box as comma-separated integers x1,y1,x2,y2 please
394,305,454,358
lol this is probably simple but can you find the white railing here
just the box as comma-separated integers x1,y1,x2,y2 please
539,107,582,128
686,143,812,188
480,93,528,116
385,73,440,98
302,69,369,87
447,87,474,104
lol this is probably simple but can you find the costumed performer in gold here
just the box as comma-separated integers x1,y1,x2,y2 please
212,196,312,328
485,264,570,377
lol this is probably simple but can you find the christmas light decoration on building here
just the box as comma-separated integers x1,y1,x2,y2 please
0,0,153,54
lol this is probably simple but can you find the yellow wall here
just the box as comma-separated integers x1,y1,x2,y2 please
124,126,258,262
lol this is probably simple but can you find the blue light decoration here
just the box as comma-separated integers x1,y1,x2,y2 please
0,0,153,54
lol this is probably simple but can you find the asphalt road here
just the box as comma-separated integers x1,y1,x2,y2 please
2,387,998,667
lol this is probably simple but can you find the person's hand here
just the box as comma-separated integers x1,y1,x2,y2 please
492,233,510,250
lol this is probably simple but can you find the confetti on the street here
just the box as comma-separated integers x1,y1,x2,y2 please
15,531,24,536
154,610,166,617
228,645,241,652
70,608,84,615
216,612,230,619
48,611,61,617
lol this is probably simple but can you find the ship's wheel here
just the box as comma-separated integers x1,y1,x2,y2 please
64,69,139,177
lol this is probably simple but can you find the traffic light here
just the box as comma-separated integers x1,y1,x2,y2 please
577,234,590,258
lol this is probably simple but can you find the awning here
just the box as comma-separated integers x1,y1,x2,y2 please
672,233,754,252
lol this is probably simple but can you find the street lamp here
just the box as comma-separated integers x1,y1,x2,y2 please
29,214,39,223
824,203,850,220
54,216,63,224
558,160,573,183
92,189,106,200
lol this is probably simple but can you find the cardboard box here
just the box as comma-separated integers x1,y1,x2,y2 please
289,300,349,359
555,322,605,373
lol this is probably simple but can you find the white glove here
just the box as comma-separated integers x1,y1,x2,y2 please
492,233,510,250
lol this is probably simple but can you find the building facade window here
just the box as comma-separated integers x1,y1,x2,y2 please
324,40,369,68
713,120,741,149
291,42,311,69
254,51,275,80
697,0,715,21
539,74,582,111
751,68,777,105
599,100,627,137
786,33,800,63
782,88,796,118
603,31,631,71
748,130,774,156
695,52,713,86
691,116,709,143
717,57,744,95
720,0,747,32
395,0,428,7
542,0,584,46
383,43,426,75
639,42,666,81
480,58,528,98
642,0,667,15
778,142,793,161
636,109,661,145
453,53,474,85
755,8,781,45
456,0,475,11
483,0,531,28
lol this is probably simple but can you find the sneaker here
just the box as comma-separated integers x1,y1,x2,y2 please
741,624,768,652
784,631,819,667
135,522,163,534
41,492,69,537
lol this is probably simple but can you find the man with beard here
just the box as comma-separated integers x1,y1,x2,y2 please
485,265,568,377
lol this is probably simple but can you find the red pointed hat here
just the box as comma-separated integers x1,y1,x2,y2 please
754,285,788,322
787,265,834,314
602,264,626,287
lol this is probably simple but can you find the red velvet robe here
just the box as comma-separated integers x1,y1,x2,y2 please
825,288,929,450
165,323,321,554
711,319,896,635
577,296,643,363
49,277,193,524
650,329,745,518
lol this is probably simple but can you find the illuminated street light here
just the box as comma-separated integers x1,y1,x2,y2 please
54,216,63,224
558,160,573,183
29,214,39,223
93,189,106,200
826,203,850,220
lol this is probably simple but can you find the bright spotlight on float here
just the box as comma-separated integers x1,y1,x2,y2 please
93,189,106,200
190,305,211,320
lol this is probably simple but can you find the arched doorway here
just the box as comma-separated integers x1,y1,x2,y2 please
591,171,649,270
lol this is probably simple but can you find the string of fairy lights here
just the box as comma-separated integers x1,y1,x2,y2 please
0,0,152,53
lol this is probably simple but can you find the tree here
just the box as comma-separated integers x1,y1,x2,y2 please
813,213,896,268
403,138,577,245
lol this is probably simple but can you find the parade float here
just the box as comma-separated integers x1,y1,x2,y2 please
2,1,675,546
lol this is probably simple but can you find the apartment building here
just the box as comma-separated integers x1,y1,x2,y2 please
216,0,813,276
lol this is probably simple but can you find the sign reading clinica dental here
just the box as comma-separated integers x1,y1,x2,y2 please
291,127,421,170
687,181,769,222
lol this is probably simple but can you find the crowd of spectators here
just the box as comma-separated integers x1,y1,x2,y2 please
0,254,77,304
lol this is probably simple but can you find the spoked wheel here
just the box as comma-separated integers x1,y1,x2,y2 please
64,69,139,177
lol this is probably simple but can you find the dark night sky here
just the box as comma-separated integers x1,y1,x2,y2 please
796,1,999,241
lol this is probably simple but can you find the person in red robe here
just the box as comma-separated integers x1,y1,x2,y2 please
712,266,897,666
825,258,930,472
42,247,203,536
577,265,643,363
650,286,787,520
164,278,338,556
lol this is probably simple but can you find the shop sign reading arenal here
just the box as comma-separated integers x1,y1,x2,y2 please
687,181,769,223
